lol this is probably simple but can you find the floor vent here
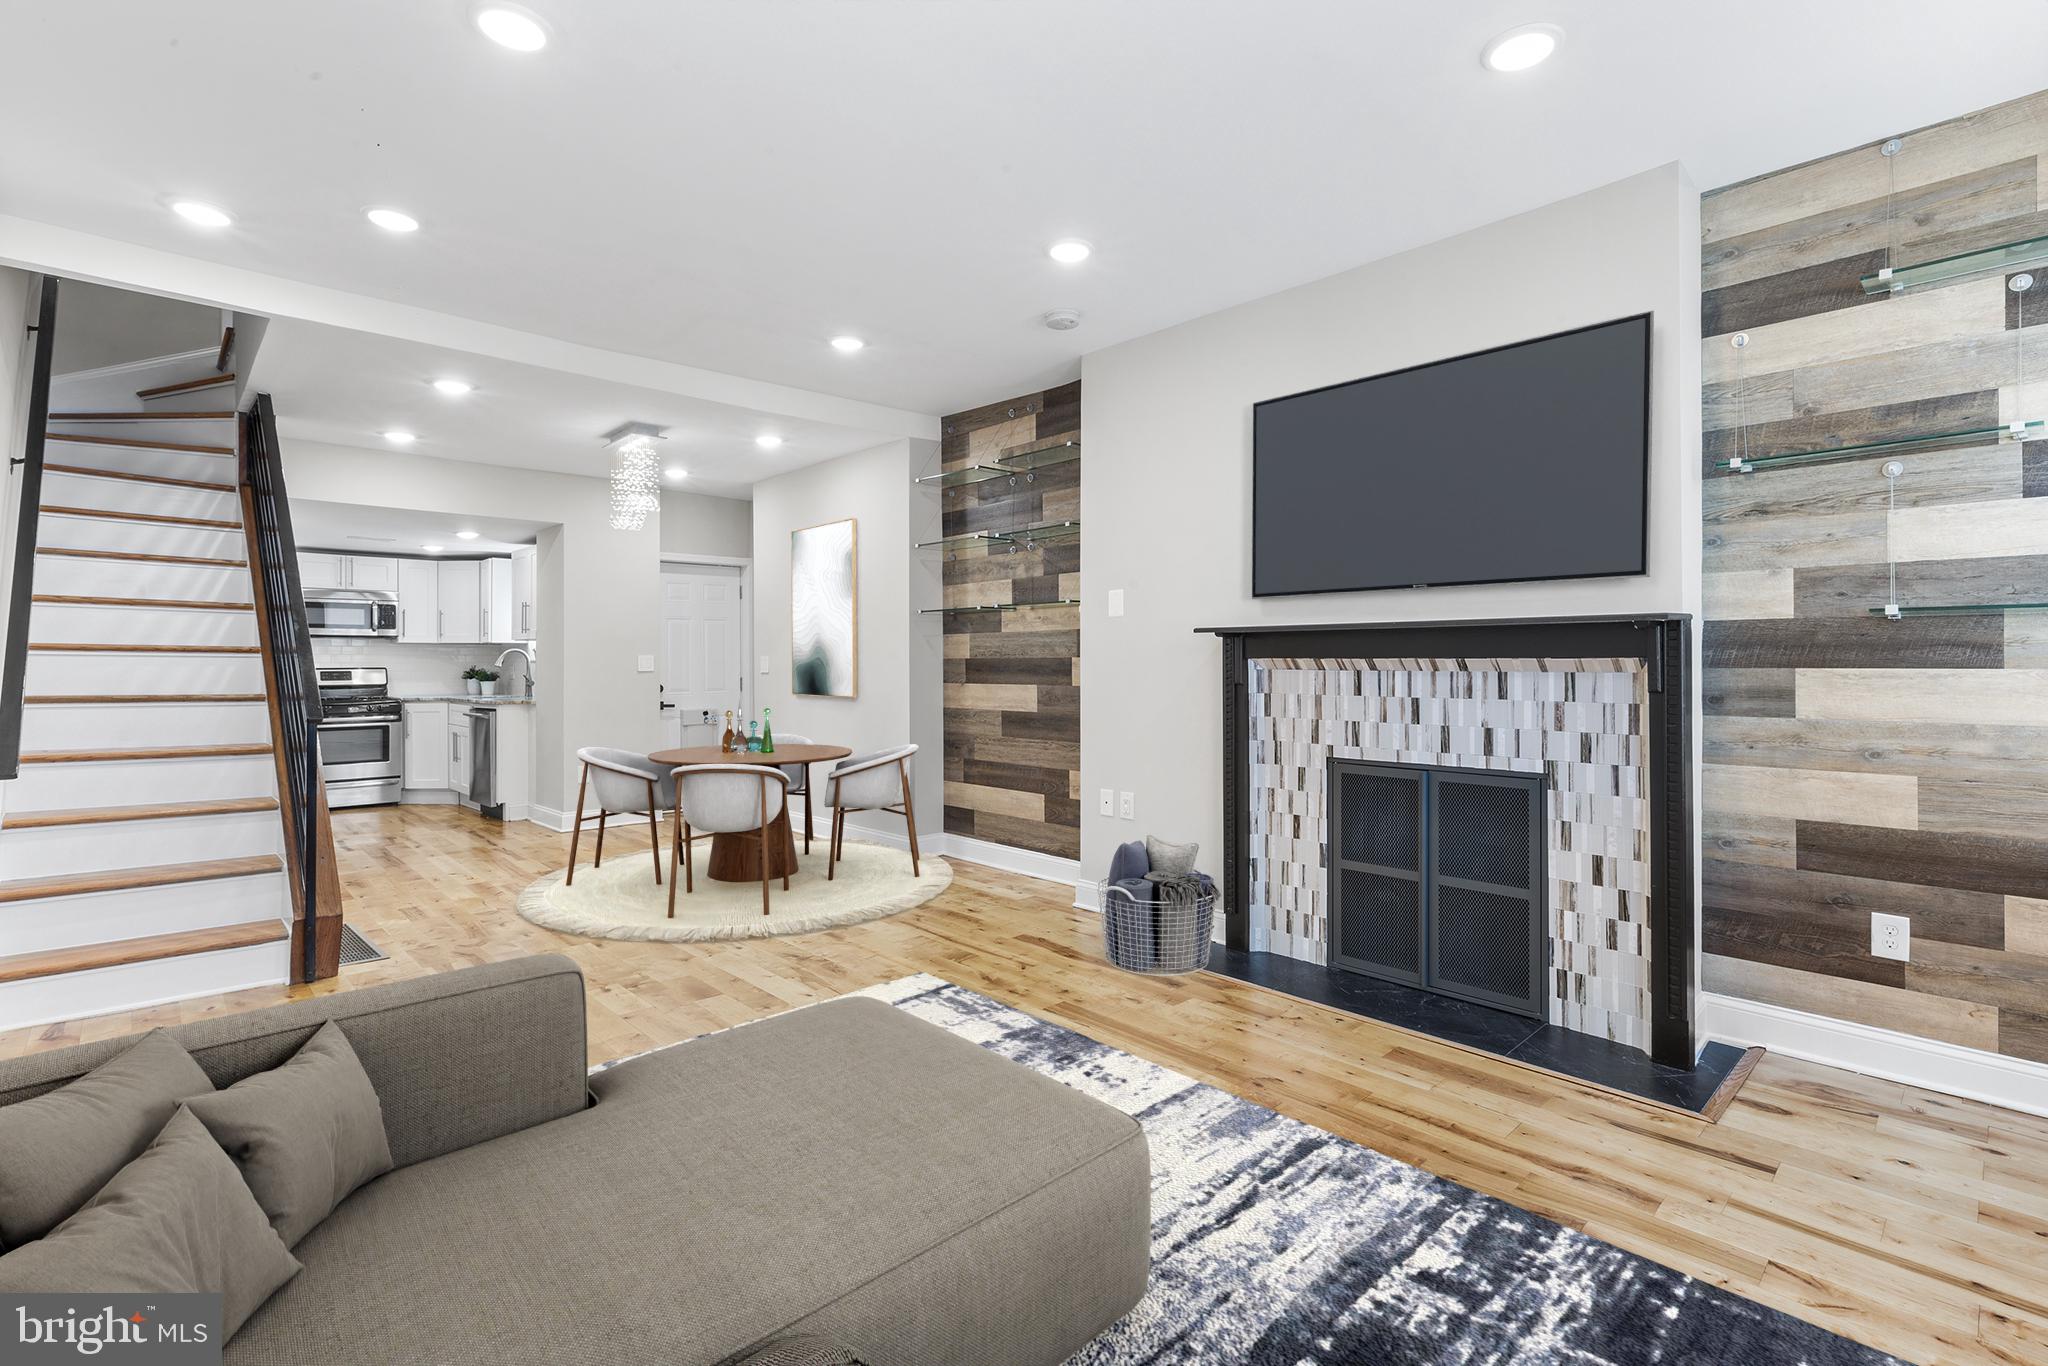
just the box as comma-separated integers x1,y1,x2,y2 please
337,924,386,967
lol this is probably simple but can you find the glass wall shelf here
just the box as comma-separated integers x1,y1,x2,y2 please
915,464,1012,488
1860,234,2048,295
916,529,1013,551
1010,520,1081,546
918,599,1082,616
995,436,1081,473
1720,419,2043,473
1870,602,2048,618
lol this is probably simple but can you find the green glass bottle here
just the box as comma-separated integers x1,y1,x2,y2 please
746,720,761,752
760,708,775,754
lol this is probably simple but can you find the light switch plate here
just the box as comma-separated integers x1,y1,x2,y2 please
1098,788,1115,817
1107,588,1125,618
1118,791,1135,820
636,655,655,673
760,654,771,674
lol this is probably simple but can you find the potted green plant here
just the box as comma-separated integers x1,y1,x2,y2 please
473,667,500,697
461,666,486,696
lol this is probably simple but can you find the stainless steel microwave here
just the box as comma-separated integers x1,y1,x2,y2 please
306,592,399,637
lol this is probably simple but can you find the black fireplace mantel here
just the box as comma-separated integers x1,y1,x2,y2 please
1198,613,1696,1068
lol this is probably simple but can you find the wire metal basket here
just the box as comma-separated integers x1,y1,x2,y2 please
1100,882,1217,975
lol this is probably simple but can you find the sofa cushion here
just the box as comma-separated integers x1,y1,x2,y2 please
185,1021,395,1247
0,1108,300,1340
226,996,1149,1366
0,1028,213,1246
725,1336,865,1366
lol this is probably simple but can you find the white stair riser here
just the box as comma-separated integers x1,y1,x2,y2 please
140,384,238,413
30,555,251,603
0,938,289,1033
21,702,271,750
35,515,244,561
23,652,267,694
0,814,283,881
0,874,287,956
46,418,237,446
42,471,239,522
28,603,259,647
6,755,277,811
41,440,237,484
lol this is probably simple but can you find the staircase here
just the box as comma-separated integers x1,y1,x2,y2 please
0,311,302,1030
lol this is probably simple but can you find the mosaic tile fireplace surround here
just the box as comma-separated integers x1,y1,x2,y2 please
1206,616,1697,1070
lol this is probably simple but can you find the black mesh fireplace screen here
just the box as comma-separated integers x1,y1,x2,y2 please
1327,759,1545,1019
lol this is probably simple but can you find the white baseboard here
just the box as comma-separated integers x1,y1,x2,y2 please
1702,990,2048,1120
940,832,1080,888
527,804,573,833
1073,876,1100,912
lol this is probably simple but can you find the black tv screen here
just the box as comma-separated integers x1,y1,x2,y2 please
1252,313,1650,596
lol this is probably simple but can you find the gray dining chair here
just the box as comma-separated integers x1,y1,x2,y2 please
775,733,815,851
670,764,792,918
824,744,920,881
568,747,676,885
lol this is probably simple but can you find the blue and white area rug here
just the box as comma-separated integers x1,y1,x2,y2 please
855,974,1904,1366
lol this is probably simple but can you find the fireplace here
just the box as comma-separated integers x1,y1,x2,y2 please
1201,614,1697,1071
1329,759,1546,1019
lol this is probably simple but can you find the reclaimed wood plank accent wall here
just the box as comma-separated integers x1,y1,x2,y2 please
1700,89,2048,1063
938,381,1080,858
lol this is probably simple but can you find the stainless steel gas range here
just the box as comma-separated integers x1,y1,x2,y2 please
315,667,403,808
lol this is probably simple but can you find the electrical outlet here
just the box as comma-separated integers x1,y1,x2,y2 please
636,654,655,673
1871,912,1911,962
1098,788,1115,817
1107,588,1125,618
1118,791,1135,820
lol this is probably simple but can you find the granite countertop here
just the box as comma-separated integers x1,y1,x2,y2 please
396,693,537,706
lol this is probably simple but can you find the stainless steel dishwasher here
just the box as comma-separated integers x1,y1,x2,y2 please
467,707,502,820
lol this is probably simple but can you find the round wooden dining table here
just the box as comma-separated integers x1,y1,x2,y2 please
647,743,852,882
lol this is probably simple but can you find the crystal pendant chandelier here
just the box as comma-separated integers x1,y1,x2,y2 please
602,423,666,531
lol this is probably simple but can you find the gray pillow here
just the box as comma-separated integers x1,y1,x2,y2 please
185,1020,394,1247
0,1107,300,1341
0,1028,214,1246
1146,835,1199,877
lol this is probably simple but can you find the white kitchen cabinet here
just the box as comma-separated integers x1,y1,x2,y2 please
437,560,483,643
479,557,515,643
396,558,439,643
347,555,399,593
510,546,537,641
298,552,345,591
402,702,450,789
448,712,472,798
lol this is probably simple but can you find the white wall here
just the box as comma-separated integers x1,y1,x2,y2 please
751,439,943,843
660,489,752,559
282,440,662,819
1080,163,1703,889
51,280,219,375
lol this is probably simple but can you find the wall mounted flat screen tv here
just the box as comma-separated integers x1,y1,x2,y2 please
1252,313,1650,597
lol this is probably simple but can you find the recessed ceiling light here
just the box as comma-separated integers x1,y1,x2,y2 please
1481,23,1562,72
366,207,420,233
455,530,479,540
1048,239,1092,264
664,466,688,480
475,4,549,52
433,378,473,396
171,200,233,228
755,434,784,450
422,544,445,554
830,335,865,354
383,430,417,445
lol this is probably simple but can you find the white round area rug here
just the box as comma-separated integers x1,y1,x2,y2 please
516,839,950,942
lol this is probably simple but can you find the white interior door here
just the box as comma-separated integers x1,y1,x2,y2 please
660,564,744,750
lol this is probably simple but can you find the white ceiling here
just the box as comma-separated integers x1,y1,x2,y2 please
292,499,547,557
247,316,891,497
3,2,2046,417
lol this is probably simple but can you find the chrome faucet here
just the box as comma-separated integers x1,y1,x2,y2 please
494,646,536,698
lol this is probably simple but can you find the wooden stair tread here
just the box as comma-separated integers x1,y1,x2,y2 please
136,373,236,400
0,856,283,905
22,694,267,705
28,643,260,654
4,798,280,830
40,505,240,530
37,547,247,568
33,594,253,611
47,411,236,422
45,463,235,492
21,743,272,764
0,920,285,983
45,432,235,456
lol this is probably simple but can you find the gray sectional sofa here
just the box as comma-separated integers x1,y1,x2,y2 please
0,956,1152,1365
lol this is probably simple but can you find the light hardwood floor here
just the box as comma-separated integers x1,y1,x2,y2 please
5,804,2046,1366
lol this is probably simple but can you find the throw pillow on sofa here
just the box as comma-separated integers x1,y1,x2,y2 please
0,1107,300,1340
0,1028,213,1246
185,1020,394,1247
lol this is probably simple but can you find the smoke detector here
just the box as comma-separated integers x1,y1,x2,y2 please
1042,309,1082,331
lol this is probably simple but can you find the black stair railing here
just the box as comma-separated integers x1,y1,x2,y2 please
241,392,327,980
0,276,58,781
